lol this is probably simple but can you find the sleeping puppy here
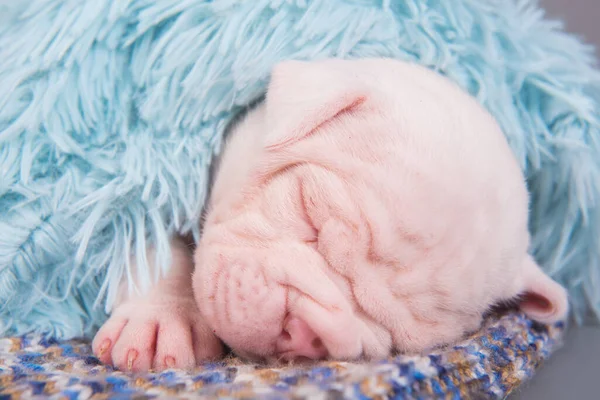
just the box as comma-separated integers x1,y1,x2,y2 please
93,58,568,371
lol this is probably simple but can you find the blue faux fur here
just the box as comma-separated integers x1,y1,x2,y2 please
0,0,599,339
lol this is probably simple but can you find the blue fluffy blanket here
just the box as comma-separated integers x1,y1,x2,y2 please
0,0,599,340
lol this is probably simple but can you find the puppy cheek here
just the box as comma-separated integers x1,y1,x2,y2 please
192,245,290,357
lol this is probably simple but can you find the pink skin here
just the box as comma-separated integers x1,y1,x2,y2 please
193,58,568,363
92,237,223,372
93,58,569,371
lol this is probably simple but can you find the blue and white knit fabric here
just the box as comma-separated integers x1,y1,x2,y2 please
0,313,564,399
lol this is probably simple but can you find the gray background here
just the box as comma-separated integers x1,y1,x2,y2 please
542,0,599,51
512,1,599,399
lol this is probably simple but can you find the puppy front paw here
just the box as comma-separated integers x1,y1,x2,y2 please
92,295,223,372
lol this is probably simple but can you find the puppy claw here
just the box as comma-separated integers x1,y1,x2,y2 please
165,356,176,368
127,349,138,371
98,339,111,357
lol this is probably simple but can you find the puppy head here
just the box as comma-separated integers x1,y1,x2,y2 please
193,59,568,363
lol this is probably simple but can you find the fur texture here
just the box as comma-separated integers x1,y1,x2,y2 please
0,0,599,339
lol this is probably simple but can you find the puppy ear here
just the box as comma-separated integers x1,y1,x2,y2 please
264,60,367,150
516,256,569,323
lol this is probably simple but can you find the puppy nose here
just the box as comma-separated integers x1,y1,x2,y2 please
276,316,328,361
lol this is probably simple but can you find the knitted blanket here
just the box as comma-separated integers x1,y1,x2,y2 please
0,312,564,399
